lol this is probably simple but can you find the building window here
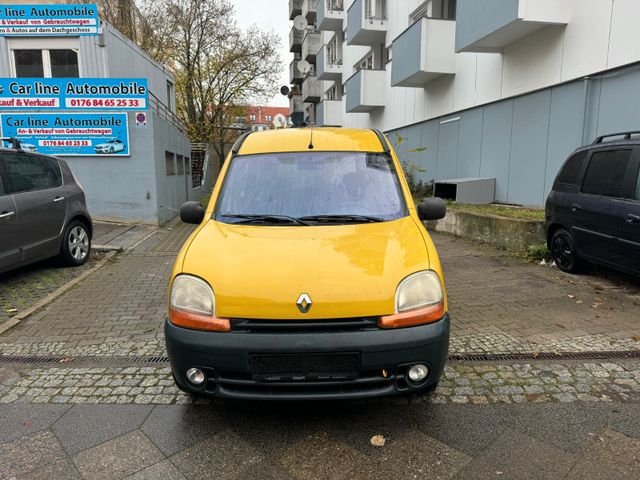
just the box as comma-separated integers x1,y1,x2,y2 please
355,53,374,72
9,38,80,78
176,154,185,175
249,114,257,122
166,81,174,111
185,157,191,175
165,151,176,175
265,115,273,122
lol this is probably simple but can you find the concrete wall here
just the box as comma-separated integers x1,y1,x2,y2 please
387,63,640,206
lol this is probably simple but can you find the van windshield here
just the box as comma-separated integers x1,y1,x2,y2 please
215,152,408,225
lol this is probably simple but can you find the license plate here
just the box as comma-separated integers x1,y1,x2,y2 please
250,353,360,382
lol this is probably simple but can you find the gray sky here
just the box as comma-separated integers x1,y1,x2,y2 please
232,0,290,108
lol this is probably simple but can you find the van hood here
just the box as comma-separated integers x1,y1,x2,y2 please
180,216,431,319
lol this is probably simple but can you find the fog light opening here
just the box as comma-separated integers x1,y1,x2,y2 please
406,363,429,386
186,367,206,386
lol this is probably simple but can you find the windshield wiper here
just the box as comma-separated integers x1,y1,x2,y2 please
298,214,384,224
221,214,310,226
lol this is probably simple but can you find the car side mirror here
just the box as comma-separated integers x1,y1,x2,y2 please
417,197,446,221
180,201,205,224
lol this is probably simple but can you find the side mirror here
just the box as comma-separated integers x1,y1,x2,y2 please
417,197,446,221
180,201,205,224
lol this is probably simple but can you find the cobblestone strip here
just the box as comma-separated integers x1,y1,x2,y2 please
1,361,638,406
2,332,639,358
451,331,640,355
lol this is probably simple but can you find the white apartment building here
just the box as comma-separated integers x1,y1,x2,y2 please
289,0,640,206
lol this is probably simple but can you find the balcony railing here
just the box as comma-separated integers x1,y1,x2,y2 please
346,0,387,46
302,30,323,61
318,0,345,31
290,58,304,84
289,0,303,20
345,69,386,113
316,99,343,127
391,17,456,88
302,0,317,21
302,74,322,103
290,26,303,53
317,44,342,81
455,0,569,53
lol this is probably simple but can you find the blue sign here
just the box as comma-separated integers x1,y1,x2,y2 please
0,113,130,157
0,78,148,110
0,4,99,36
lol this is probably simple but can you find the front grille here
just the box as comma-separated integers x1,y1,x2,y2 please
230,317,380,333
215,370,396,399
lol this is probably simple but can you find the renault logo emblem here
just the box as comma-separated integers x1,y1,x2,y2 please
296,293,312,313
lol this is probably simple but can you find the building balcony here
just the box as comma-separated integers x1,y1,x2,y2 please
345,69,386,113
289,0,303,20
290,91,304,113
318,0,345,32
302,0,317,22
302,30,323,62
346,0,387,46
391,18,456,88
290,58,304,84
455,0,569,53
290,26,303,53
302,75,322,103
316,45,342,81
316,99,343,127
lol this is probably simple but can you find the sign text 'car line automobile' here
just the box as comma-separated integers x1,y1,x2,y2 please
165,128,449,400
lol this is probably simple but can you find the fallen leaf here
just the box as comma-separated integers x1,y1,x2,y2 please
576,300,583,305
370,435,386,447
6,308,18,313
496,471,504,476
632,336,640,342
568,294,576,299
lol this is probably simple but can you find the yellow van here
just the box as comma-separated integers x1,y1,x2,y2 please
166,128,449,400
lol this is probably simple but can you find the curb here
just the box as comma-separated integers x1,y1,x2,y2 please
0,250,118,337
93,245,124,253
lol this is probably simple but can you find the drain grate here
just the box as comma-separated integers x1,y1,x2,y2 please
1,351,639,367
449,350,640,362
0,355,169,366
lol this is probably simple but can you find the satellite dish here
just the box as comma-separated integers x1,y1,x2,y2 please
293,14,308,31
273,113,287,129
280,85,290,96
297,60,311,75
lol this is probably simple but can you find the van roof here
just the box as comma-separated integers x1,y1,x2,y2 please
235,128,389,155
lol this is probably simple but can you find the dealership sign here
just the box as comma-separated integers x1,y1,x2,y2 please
0,4,99,36
0,113,130,156
0,78,148,110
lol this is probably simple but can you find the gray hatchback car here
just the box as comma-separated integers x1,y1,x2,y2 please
0,139,92,274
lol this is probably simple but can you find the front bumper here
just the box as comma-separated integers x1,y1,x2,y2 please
165,314,450,400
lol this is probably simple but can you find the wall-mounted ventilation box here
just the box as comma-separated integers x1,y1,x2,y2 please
434,178,496,204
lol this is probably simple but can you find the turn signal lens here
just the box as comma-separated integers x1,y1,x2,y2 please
168,307,231,332
378,303,445,329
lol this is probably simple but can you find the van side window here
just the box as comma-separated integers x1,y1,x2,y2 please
581,150,632,198
556,151,587,185
3,153,62,193
635,166,640,201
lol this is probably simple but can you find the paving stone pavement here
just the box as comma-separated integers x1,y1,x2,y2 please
0,399,639,479
1,224,640,478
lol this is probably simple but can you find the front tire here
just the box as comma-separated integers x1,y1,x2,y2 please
550,228,585,274
60,221,91,267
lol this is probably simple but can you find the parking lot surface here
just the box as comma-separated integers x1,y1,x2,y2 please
0,226,638,478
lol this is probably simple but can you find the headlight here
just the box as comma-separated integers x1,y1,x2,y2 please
379,270,445,329
396,270,443,313
170,275,215,315
168,275,229,332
